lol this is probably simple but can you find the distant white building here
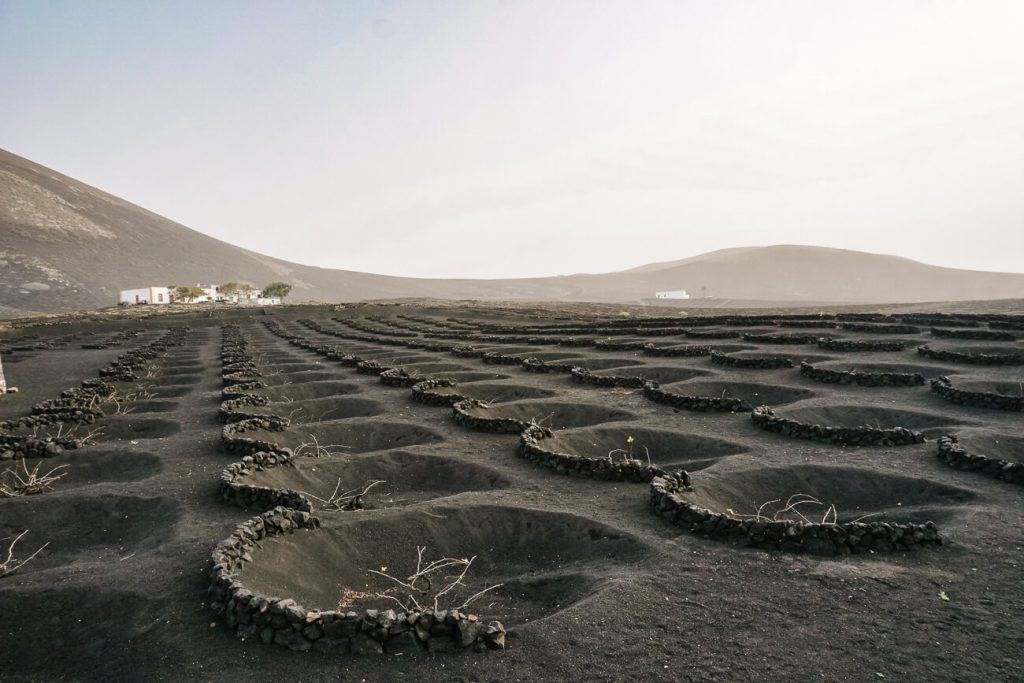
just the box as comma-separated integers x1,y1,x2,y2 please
118,283,281,306
119,286,172,305
118,282,282,307
655,290,690,299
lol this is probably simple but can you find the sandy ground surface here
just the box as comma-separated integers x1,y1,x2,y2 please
1,303,1022,682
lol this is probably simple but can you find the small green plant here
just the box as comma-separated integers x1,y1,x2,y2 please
607,435,652,466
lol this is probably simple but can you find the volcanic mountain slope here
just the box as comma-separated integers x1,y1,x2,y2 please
2,147,1024,316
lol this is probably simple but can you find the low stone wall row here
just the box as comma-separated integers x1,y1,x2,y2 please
356,360,389,375
452,399,531,434
838,322,921,334
593,339,648,351
643,343,712,357
642,381,750,412
936,435,1024,485
684,330,739,339
379,368,427,387
929,377,1024,411
900,316,979,327
481,352,529,366
556,337,596,347
208,506,506,653
917,345,1024,366
817,337,906,352
649,475,942,555
570,367,646,389
742,333,819,345
0,434,85,460
220,451,311,512
930,327,1016,341
750,406,925,446
711,351,794,369
223,380,268,396
410,379,463,407
799,362,926,387
776,320,838,328
519,425,689,484
990,320,1024,331
521,358,575,374
451,346,486,358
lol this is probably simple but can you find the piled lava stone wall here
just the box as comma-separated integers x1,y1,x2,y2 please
838,322,920,334
452,399,531,434
209,506,507,653
593,339,648,351
711,351,794,369
643,381,750,412
684,329,739,339
0,434,85,459
519,425,688,484
776,320,837,328
649,475,942,555
742,333,818,345
818,337,906,352
918,345,1024,366
644,343,712,357
799,362,925,387
990,320,1024,331
379,368,426,387
936,435,1024,485
570,367,646,389
410,379,463,406
930,377,1024,411
220,451,311,512
451,346,486,359
930,328,1016,341
751,406,925,446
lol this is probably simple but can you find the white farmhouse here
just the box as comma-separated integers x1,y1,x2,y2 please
119,286,172,305
655,290,690,299
117,282,283,306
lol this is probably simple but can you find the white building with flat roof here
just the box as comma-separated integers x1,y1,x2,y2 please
655,290,689,299
119,286,171,305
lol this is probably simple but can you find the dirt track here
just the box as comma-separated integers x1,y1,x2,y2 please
1,303,1022,682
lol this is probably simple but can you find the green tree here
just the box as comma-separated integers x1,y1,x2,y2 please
173,286,206,303
262,282,292,300
219,282,240,296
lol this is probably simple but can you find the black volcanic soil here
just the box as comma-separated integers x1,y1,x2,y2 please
1,303,1023,683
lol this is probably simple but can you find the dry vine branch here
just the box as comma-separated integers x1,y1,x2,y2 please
729,494,844,524
301,479,386,511
293,436,351,458
367,546,504,612
0,530,48,577
0,460,69,497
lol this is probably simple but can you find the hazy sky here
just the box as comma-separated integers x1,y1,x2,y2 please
2,1,1023,278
